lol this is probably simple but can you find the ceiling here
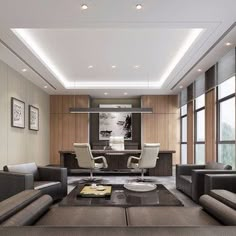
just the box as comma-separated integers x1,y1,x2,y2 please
0,0,235,97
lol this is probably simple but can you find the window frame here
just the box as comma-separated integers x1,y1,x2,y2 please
180,105,187,164
194,95,205,164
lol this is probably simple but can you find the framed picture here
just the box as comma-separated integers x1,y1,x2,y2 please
11,97,25,129
99,104,132,140
29,105,39,131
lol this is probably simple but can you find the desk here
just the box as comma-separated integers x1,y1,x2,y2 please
59,150,175,176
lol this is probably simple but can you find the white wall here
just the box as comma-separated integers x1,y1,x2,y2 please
0,60,50,169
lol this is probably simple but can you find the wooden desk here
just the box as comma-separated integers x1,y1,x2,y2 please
59,150,175,176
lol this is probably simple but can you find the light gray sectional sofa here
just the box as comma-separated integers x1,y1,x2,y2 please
1,190,236,235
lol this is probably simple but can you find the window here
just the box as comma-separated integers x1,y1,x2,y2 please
194,94,205,164
180,104,187,164
217,76,236,168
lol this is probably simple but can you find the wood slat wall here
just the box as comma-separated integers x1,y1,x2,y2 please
141,95,180,164
50,95,89,164
205,89,216,163
187,101,194,164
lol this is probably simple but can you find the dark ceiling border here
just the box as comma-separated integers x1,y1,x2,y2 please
171,22,236,90
0,38,57,90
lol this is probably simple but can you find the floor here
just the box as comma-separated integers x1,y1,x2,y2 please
67,174,198,207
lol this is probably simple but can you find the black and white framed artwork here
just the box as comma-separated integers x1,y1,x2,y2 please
99,104,132,140
11,97,25,129
29,105,39,131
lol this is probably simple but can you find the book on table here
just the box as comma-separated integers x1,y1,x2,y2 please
79,185,112,198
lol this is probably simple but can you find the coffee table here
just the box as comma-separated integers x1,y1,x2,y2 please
59,184,183,207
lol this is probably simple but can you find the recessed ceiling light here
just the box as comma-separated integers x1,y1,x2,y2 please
104,92,108,96
225,42,232,46
22,68,27,72
44,85,48,89
136,4,142,10
124,92,128,95
197,69,202,72
134,65,140,69
111,65,116,69
81,4,88,10
88,65,93,69
179,85,183,89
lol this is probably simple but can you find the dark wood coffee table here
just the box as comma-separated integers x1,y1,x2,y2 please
59,184,183,207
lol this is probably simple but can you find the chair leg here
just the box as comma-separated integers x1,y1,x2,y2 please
89,169,93,180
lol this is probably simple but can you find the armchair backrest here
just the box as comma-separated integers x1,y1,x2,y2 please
73,143,95,169
205,162,232,170
3,163,39,180
109,136,124,150
138,143,160,168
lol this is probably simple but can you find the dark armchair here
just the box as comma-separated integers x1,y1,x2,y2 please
0,163,67,201
176,162,235,202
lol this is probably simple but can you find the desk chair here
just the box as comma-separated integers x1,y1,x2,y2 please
127,143,160,181
74,143,108,182
109,136,125,150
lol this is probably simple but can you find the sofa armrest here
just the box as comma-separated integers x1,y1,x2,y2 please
0,171,34,201
192,170,236,202
38,167,67,196
205,174,236,194
176,164,205,176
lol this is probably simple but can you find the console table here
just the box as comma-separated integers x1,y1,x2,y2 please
59,149,175,176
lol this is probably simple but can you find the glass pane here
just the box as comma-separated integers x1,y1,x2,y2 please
196,109,205,141
218,144,235,169
181,144,187,164
195,94,205,110
181,117,187,142
195,144,205,164
218,76,235,100
181,104,187,116
220,97,235,141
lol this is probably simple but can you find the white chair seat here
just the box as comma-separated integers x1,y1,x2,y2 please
95,162,105,169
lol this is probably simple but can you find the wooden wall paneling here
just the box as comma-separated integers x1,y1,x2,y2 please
187,101,194,164
62,95,75,113
62,114,76,150
75,114,89,142
168,113,180,165
156,114,169,149
50,114,62,164
75,95,89,108
205,89,216,162
50,95,62,114
168,95,178,113
156,96,169,113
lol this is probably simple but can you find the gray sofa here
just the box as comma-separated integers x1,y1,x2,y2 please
199,174,236,225
1,190,236,235
0,163,67,201
176,162,235,202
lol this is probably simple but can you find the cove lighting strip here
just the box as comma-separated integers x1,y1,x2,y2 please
12,28,203,89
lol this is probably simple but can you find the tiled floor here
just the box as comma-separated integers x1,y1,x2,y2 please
67,174,198,207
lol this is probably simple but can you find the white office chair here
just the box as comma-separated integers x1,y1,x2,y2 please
127,143,160,181
109,136,125,150
74,143,108,182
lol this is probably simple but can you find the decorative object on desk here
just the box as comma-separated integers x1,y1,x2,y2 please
99,104,132,140
124,182,157,192
29,105,39,131
11,97,25,129
79,185,112,197
109,136,125,150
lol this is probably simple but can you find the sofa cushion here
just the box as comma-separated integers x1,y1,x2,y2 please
0,190,42,223
210,190,236,210
35,207,127,226
4,163,39,180
127,207,220,226
34,181,60,190
1,195,53,226
205,162,231,170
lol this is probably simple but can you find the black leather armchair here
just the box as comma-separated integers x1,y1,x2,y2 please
176,162,235,202
0,163,67,201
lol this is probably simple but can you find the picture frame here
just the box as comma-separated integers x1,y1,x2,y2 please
11,97,25,129
29,105,39,131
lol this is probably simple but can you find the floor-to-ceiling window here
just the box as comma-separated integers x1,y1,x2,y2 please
180,104,187,164
194,94,205,164
217,76,236,168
